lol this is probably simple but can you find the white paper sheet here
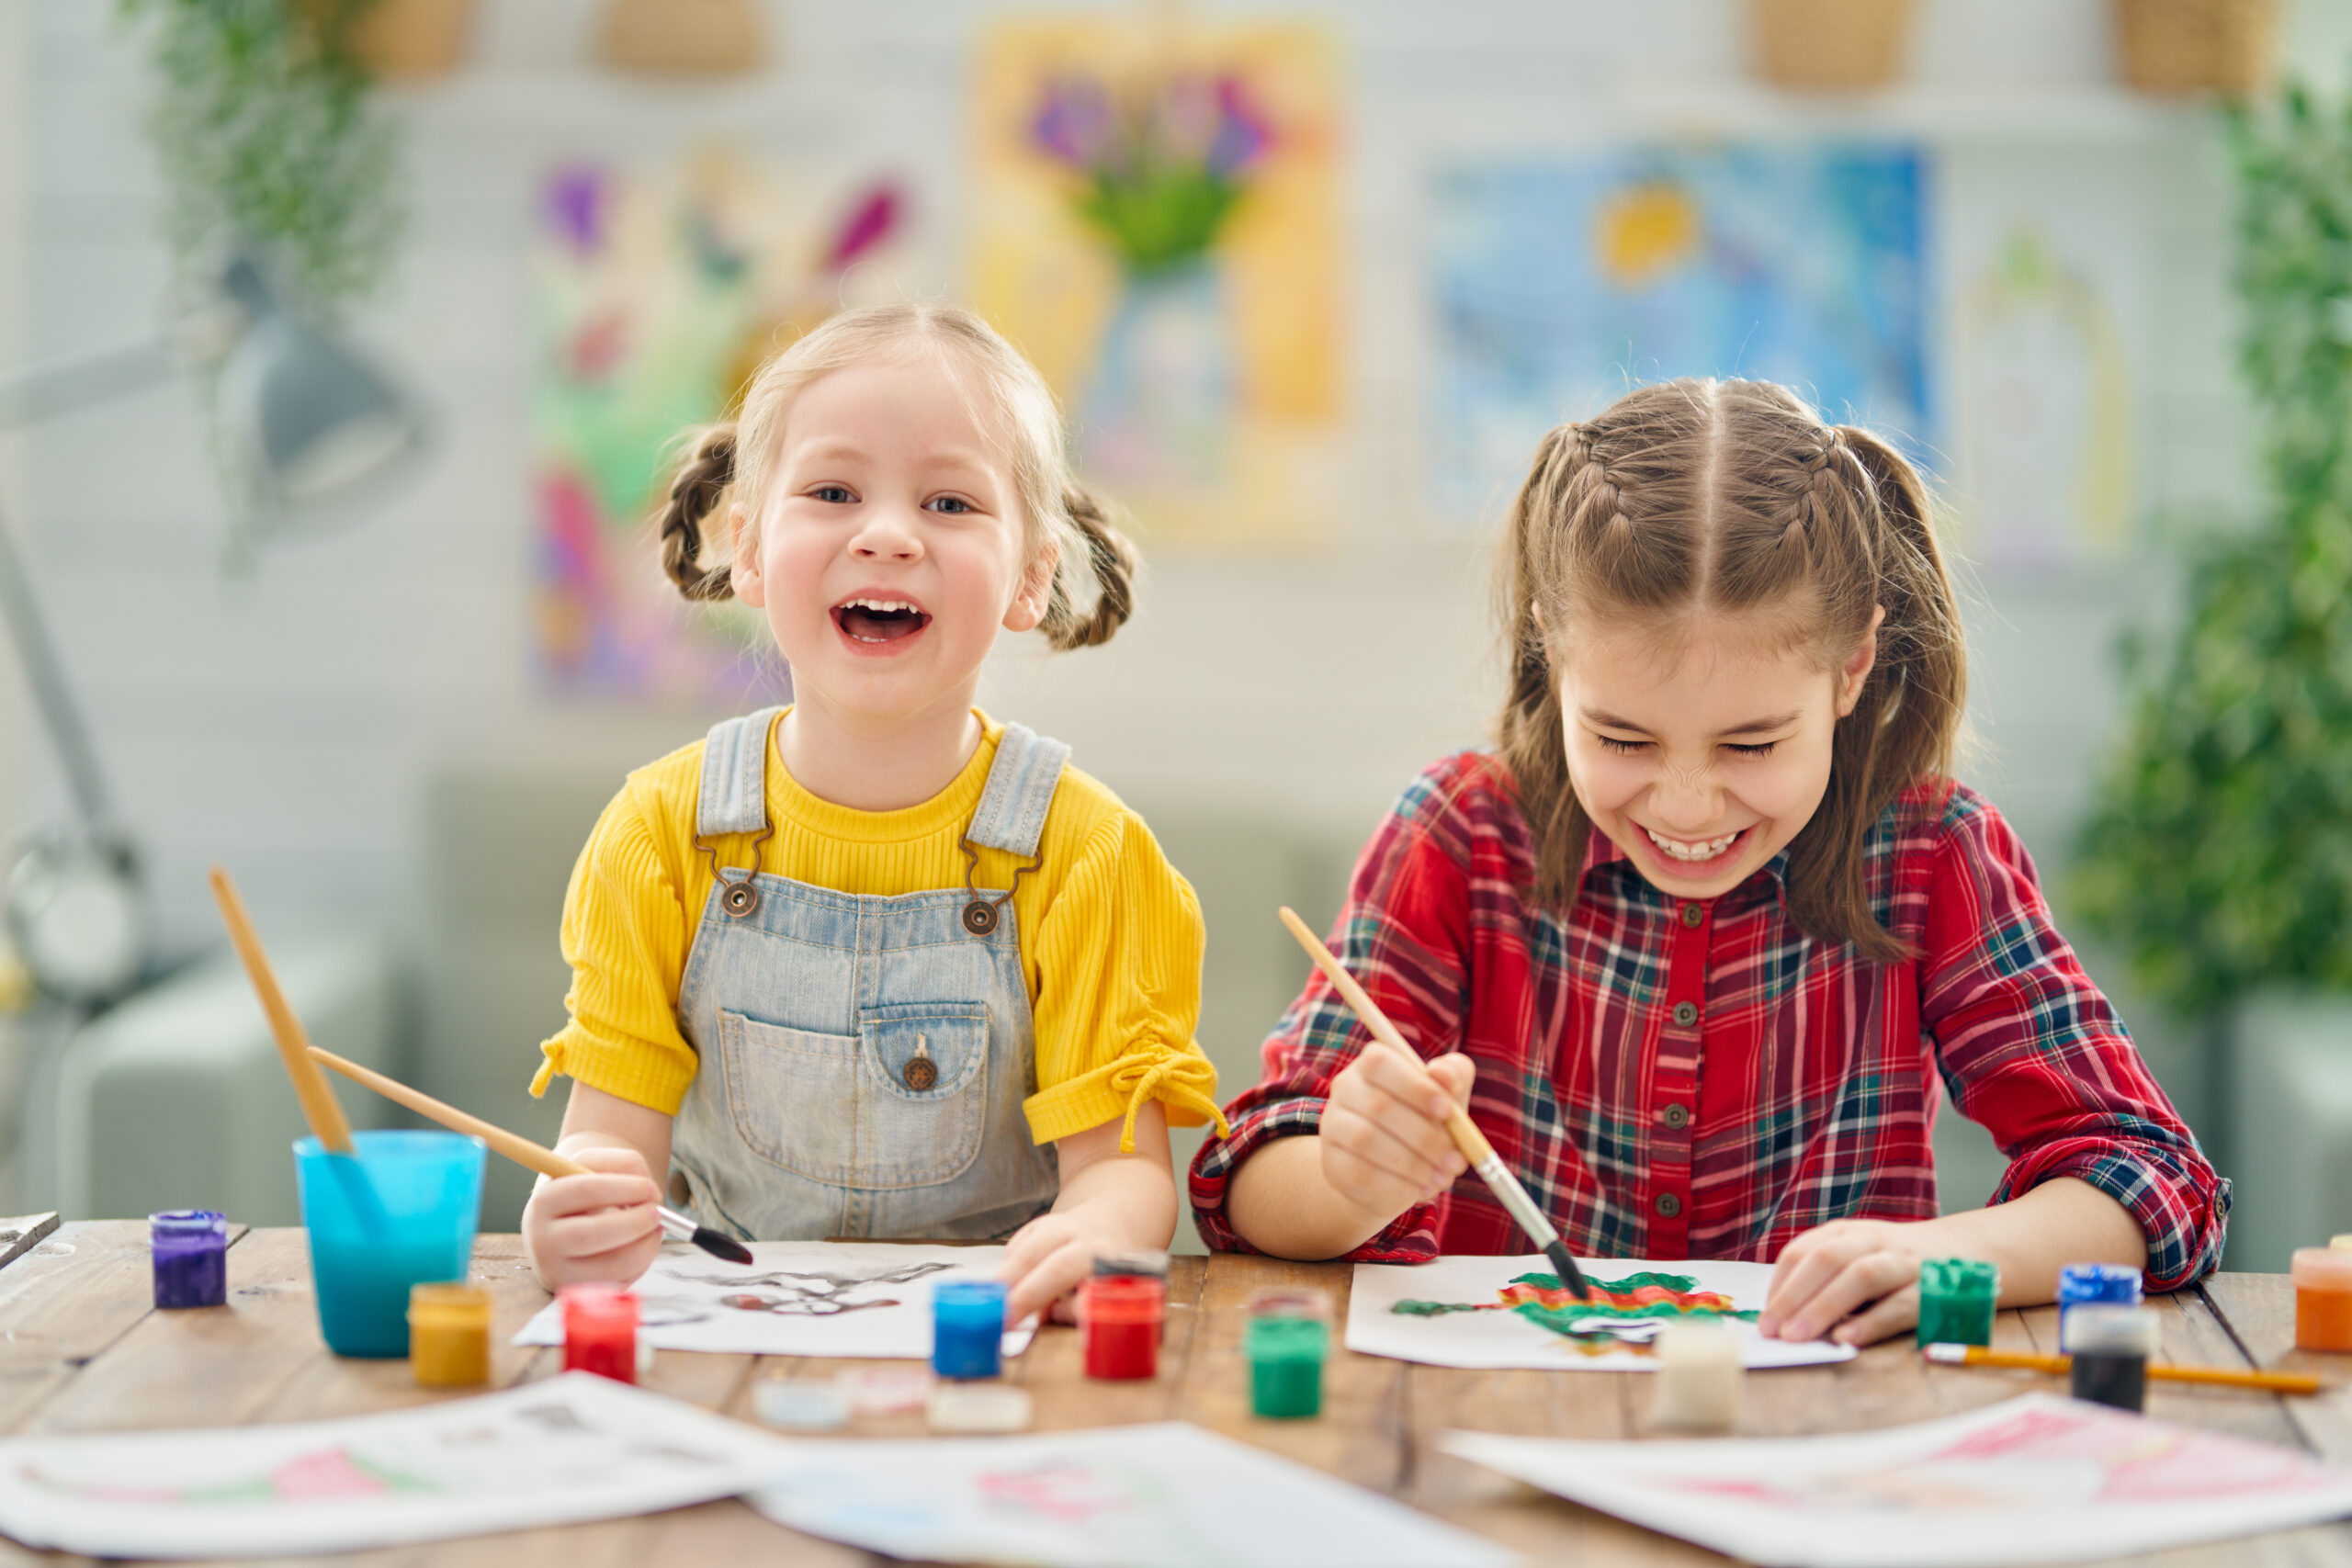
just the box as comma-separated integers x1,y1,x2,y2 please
1441,1393,2352,1567
1347,1254,1856,1371
0,1373,790,1560
750,1419,1512,1568
514,1240,1037,1359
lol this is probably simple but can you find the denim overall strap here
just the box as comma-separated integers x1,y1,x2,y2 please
666,719,1070,1243
697,706,787,838
966,723,1069,857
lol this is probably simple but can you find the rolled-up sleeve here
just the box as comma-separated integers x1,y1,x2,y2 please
1189,796,1473,1260
1925,797,2230,1290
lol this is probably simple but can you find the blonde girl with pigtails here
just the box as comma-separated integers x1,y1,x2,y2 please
522,303,1224,1323
1193,378,2226,1343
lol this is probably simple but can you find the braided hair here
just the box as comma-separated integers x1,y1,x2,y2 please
1494,378,1966,959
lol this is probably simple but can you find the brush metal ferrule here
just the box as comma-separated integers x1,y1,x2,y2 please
1474,1152,1560,1248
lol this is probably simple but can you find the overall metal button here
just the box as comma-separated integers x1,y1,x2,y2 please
962,900,999,936
1655,1192,1683,1219
1672,1000,1699,1027
1660,1102,1690,1130
903,1034,937,1091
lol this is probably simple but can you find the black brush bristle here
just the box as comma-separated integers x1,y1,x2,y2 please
1544,1237,1593,1301
694,1226,754,1265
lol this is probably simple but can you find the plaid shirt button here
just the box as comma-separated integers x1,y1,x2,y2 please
1672,1000,1699,1027
1656,1192,1683,1218
1681,902,1703,927
1661,1102,1690,1129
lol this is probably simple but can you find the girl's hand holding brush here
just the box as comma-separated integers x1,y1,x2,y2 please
1320,1047,1477,1218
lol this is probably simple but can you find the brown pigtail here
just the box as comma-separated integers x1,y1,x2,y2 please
658,423,739,603
1039,482,1138,650
1494,423,1597,910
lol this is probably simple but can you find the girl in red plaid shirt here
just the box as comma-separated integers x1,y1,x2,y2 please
1192,378,2226,1346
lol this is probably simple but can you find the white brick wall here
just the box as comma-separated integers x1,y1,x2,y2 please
0,2,2311,1143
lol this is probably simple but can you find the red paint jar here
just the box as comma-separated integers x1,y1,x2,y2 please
1080,1274,1163,1381
560,1282,639,1383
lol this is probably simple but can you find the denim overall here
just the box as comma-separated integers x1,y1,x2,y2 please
669,708,1067,1241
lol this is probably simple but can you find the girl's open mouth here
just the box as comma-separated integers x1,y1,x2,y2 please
831,597,932,645
1639,824,1752,874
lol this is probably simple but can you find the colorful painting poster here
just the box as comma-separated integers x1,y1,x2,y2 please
1430,143,1930,524
751,1420,1511,1568
1442,1393,2352,1566
0,1373,791,1558
512,1240,1038,1359
1347,1254,1855,1371
971,16,1342,549
533,150,909,698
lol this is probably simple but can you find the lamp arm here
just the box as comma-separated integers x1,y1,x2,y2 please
0,336,181,431
0,502,117,832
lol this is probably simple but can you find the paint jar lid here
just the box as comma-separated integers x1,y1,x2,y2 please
2332,1235,2352,1253
933,1279,1009,1314
927,1382,1033,1434
559,1281,639,1330
2056,1262,2143,1307
1092,1248,1170,1280
835,1365,932,1416
754,1379,852,1432
2067,1303,2159,1357
149,1210,227,1240
1078,1273,1166,1324
408,1282,491,1329
1246,1314,1329,1362
2293,1247,2352,1290
1920,1258,1998,1299
1247,1286,1333,1322
1653,1318,1742,1367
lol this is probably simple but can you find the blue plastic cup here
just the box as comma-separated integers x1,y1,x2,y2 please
295,1130,485,1359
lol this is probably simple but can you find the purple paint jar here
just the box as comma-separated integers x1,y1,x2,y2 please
151,1210,228,1309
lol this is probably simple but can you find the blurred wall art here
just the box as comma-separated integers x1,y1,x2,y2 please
971,16,1342,550
1430,143,1931,524
532,150,906,699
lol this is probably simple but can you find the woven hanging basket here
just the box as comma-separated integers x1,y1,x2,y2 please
599,0,765,75
351,0,473,81
2114,0,2276,96
1747,0,1917,91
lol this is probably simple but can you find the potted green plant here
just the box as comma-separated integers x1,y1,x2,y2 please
2074,81,2352,1267
117,0,403,314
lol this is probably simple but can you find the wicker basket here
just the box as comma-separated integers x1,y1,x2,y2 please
2115,0,2276,96
350,0,473,81
1748,0,1917,91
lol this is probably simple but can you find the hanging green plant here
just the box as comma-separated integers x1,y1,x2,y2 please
117,0,403,312
2074,81,2352,1017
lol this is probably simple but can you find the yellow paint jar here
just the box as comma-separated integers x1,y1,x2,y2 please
408,1282,492,1386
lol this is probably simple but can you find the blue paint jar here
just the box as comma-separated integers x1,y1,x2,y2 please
150,1210,228,1309
932,1279,1007,1380
2057,1262,2143,1352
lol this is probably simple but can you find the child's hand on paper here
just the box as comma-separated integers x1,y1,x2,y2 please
1318,1047,1476,1227
1758,1217,1946,1346
522,1142,665,1291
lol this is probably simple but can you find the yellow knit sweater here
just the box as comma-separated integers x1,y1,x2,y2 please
533,710,1223,1150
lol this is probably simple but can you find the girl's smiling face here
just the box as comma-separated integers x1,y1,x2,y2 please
1556,610,1880,898
729,353,1054,725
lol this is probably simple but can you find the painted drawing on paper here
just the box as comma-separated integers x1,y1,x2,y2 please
512,1241,1037,1359
1430,143,1929,523
1349,1254,1854,1371
1442,1394,2352,1567
1394,1269,1758,1351
971,16,1341,549
533,149,908,698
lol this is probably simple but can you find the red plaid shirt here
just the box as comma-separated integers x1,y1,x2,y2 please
1189,754,2228,1290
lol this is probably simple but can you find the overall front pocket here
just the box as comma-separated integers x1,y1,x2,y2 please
718,1005,989,1190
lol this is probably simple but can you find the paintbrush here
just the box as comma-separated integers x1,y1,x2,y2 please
210,866,361,1155
305,1046,755,1267
1277,906,1592,1301
1924,1341,2325,1394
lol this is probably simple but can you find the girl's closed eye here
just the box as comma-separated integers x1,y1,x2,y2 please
1598,735,1651,755
1726,741,1780,757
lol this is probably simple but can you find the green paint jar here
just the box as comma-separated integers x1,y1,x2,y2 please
1916,1258,1999,1348
1247,1315,1329,1419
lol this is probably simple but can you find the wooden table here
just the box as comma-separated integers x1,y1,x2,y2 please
2,1225,2348,1566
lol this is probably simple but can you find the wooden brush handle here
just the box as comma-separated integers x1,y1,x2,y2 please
306,1046,590,1180
209,867,356,1156
1278,905,1495,1160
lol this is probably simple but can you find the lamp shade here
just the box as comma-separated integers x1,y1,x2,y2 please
211,256,428,522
